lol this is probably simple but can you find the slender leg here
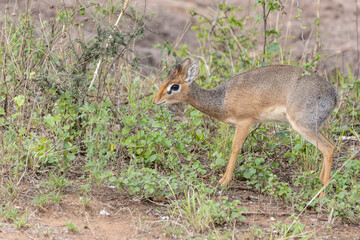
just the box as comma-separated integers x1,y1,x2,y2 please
219,119,253,186
289,122,335,197
318,133,335,186
319,156,326,183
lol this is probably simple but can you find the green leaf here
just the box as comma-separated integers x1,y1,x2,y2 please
19,128,27,135
148,154,157,162
109,176,117,183
266,30,279,36
255,158,265,165
13,95,25,107
193,118,202,126
293,143,302,151
44,114,56,128
267,42,279,52
256,13,263,24
243,168,256,179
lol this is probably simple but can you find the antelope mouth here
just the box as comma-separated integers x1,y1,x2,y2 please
154,101,167,106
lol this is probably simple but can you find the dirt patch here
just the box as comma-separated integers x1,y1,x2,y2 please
1,181,360,240
226,182,360,239
0,186,168,240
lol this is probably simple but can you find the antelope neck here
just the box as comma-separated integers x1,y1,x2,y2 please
186,82,227,121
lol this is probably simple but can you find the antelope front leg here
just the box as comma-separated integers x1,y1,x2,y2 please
219,119,253,186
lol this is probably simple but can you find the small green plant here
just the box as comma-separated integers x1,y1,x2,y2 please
117,166,183,198
0,205,28,229
249,225,265,239
32,194,50,207
273,217,313,239
13,213,28,229
32,191,63,207
79,196,92,207
164,224,184,239
48,173,71,191
172,187,246,233
0,205,19,221
66,220,79,232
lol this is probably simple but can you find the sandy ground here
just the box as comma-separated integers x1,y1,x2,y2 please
1,179,360,239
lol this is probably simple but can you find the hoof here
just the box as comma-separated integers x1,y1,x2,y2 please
219,176,231,186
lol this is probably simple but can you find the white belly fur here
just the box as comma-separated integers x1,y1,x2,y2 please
223,117,237,125
257,106,288,123
222,106,288,125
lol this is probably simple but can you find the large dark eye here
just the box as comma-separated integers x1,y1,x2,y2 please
171,84,180,91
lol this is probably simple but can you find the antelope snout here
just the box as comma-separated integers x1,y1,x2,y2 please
153,94,165,105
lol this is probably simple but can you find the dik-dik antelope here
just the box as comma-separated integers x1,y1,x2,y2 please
153,58,338,196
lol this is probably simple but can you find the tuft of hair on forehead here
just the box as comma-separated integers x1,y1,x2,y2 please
166,64,182,81
164,58,193,82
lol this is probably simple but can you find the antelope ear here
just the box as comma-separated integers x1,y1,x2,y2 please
184,62,199,84
180,58,192,71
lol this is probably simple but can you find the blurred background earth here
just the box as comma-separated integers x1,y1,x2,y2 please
1,0,359,77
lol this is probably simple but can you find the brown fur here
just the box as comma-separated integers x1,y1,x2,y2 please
154,58,338,197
